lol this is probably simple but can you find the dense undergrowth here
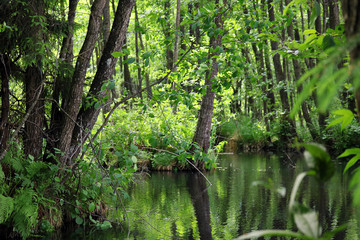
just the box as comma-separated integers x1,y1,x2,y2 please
2,99,360,238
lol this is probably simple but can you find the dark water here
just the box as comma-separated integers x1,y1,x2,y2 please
63,154,360,239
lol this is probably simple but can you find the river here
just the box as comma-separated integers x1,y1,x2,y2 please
62,153,360,239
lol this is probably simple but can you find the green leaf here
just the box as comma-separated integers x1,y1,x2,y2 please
338,148,360,173
126,57,136,64
142,52,151,59
100,221,112,230
75,216,83,225
131,155,137,163
111,51,123,58
130,143,138,152
303,29,317,35
89,202,95,212
322,35,336,50
327,109,354,131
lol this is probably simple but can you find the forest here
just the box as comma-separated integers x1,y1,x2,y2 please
0,0,360,239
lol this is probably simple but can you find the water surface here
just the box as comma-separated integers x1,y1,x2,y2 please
65,154,360,239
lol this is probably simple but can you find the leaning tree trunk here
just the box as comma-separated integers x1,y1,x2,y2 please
69,0,135,160
192,0,226,168
56,0,107,165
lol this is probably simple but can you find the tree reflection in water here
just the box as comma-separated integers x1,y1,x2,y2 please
187,173,212,240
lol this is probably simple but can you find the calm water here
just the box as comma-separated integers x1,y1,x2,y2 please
62,154,360,239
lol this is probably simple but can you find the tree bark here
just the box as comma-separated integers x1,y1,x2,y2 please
24,65,44,159
57,0,107,164
342,0,360,121
164,0,173,70
268,0,297,141
192,0,226,167
286,0,319,141
123,37,134,96
47,0,79,162
0,54,10,152
135,4,152,99
70,0,135,160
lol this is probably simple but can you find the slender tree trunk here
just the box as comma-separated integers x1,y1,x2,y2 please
329,0,340,29
135,4,152,99
134,4,142,99
163,0,173,71
0,54,10,152
286,0,319,140
173,0,181,69
23,1,46,160
123,37,134,96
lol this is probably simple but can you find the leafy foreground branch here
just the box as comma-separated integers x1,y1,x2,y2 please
236,143,347,240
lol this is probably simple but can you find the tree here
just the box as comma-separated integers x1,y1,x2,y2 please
192,0,227,167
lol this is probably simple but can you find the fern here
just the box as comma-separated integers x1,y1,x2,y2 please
3,146,25,173
13,188,38,239
26,161,48,180
0,194,14,224
0,165,4,184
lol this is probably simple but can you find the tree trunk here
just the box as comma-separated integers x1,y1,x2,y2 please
164,0,173,71
24,65,44,159
70,0,135,160
342,0,360,121
47,0,79,162
192,0,226,167
286,0,320,141
135,4,152,99
268,0,297,141
123,37,134,96
0,54,10,152
57,0,107,164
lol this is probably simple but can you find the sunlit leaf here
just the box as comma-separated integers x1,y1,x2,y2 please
338,148,360,173
328,109,354,131
111,51,122,58
303,29,317,35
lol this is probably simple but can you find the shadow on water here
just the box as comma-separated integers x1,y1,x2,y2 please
57,154,360,239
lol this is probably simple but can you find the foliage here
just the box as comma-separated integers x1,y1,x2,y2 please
0,143,134,238
96,100,223,170
236,143,345,240
220,115,267,148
